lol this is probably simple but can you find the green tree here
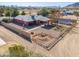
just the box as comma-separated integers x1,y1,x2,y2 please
4,7,13,17
74,11,79,20
37,8,49,16
74,11,79,16
0,8,4,16
11,9,19,17
5,11,10,16
21,11,26,15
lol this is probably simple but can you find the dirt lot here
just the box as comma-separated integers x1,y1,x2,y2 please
48,27,79,56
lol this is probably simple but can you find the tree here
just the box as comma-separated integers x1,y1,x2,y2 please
73,11,79,16
73,11,79,20
21,11,26,15
4,7,13,17
49,9,61,25
37,8,49,16
5,11,10,16
0,8,4,16
11,9,19,17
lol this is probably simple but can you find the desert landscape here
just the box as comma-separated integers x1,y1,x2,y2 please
0,2,79,57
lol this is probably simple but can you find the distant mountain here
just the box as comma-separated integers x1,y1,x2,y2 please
0,5,60,10
45,6,60,8
65,2,79,8
22,6,60,8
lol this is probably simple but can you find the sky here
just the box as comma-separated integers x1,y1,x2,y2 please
0,2,76,7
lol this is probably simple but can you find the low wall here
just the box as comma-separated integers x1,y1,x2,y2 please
1,22,32,42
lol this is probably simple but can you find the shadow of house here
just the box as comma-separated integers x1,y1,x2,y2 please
42,25,56,30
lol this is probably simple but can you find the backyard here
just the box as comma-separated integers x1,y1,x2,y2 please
29,24,72,50
0,20,73,50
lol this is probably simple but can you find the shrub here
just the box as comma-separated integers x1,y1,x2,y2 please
21,11,26,15
9,45,42,57
9,45,30,57
31,32,34,35
2,18,12,23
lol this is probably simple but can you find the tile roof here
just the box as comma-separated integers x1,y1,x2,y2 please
15,15,34,22
15,15,50,22
34,15,50,21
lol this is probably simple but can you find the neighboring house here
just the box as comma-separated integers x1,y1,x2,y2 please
63,10,74,15
58,19,73,25
14,15,50,26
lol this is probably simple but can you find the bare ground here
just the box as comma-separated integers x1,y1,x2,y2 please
0,26,49,56
48,27,79,57
0,15,79,56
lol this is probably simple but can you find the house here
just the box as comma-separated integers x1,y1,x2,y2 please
34,15,50,24
63,10,74,15
14,15,50,26
58,19,73,25
14,15,35,26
